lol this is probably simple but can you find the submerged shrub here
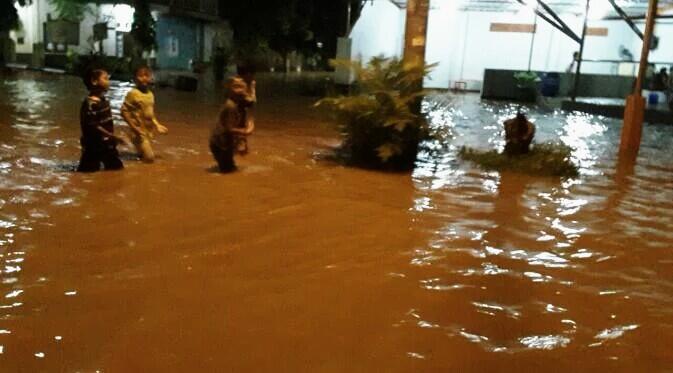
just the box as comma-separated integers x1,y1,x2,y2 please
315,57,435,170
459,142,579,177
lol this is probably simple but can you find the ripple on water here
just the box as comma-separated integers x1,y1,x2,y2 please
405,94,673,361
0,76,670,368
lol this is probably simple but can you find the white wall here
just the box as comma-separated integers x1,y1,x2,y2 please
11,3,40,54
349,0,405,63
636,20,673,70
424,0,459,88
350,1,660,89
578,19,636,74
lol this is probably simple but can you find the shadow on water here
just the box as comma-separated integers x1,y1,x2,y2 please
606,152,636,214
481,172,545,248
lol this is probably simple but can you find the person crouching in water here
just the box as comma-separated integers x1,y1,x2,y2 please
121,65,168,163
210,78,255,172
503,112,535,156
77,69,126,172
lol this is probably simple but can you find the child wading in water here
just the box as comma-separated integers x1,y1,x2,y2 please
503,112,536,156
210,78,255,172
121,65,168,162
77,69,126,172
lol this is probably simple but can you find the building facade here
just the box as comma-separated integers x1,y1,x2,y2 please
9,0,230,71
349,0,673,89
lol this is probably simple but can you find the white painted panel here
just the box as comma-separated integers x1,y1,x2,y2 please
349,0,404,63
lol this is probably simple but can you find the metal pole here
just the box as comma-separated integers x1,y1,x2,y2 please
527,7,538,71
346,2,352,36
606,0,644,40
572,0,591,102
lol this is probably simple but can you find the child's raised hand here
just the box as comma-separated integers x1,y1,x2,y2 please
156,123,169,134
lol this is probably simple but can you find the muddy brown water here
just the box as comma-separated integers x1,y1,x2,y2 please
0,72,672,372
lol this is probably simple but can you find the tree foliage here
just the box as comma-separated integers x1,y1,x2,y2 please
131,0,155,53
220,0,363,67
48,0,91,21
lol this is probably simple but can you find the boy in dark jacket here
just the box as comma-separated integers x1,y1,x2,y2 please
77,69,126,172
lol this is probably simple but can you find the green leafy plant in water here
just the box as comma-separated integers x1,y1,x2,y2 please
513,71,541,89
315,56,435,169
459,142,579,177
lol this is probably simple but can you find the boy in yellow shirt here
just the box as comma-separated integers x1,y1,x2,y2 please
121,66,168,162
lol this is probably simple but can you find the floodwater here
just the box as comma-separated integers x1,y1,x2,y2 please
0,71,672,372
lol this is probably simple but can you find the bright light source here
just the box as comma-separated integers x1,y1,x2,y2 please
105,4,134,32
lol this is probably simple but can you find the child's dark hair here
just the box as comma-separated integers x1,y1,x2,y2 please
515,112,529,136
134,65,152,76
83,69,107,90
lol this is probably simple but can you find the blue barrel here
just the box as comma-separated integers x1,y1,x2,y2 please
648,91,659,105
540,72,560,97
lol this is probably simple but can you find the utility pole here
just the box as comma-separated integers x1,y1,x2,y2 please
572,0,591,102
620,0,658,156
346,2,352,36
403,0,430,66
527,7,538,72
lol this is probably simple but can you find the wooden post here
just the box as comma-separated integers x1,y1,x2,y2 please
403,0,430,66
401,0,430,168
620,0,658,155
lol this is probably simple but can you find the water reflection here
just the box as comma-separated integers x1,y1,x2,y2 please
405,93,673,361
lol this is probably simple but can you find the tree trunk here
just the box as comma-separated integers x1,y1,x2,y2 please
0,31,8,68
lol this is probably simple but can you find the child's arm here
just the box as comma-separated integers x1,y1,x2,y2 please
247,80,256,103
241,80,256,107
524,122,535,141
240,115,254,135
503,119,514,141
96,126,130,145
152,117,168,134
